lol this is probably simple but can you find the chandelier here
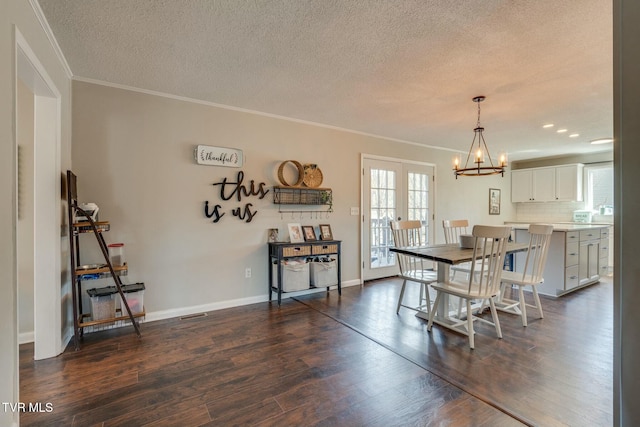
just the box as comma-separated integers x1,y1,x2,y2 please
453,96,507,178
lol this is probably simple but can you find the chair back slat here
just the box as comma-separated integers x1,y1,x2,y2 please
443,219,469,244
467,225,511,296
519,224,554,283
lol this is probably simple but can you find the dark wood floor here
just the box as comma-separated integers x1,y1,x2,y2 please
19,276,612,426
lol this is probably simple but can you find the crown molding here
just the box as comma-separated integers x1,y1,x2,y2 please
29,0,73,79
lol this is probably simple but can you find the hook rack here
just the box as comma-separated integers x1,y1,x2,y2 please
278,206,333,219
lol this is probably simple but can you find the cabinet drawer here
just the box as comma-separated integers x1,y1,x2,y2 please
580,230,600,241
599,257,609,276
565,242,579,267
600,227,610,239
312,244,338,255
566,231,580,243
600,238,609,259
282,245,311,257
565,265,580,290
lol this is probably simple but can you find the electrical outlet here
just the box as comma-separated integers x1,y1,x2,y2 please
245,268,251,278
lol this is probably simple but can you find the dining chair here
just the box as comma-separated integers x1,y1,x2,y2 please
442,219,470,244
390,220,437,315
427,225,511,349
496,224,553,326
443,219,476,280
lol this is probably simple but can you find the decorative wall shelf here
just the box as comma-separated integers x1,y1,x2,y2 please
272,186,333,217
273,186,332,205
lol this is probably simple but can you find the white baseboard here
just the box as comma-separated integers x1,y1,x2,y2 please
144,294,269,322
341,279,362,287
145,280,362,322
19,331,34,344
35,281,363,336
62,326,73,349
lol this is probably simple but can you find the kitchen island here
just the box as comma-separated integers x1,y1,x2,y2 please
507,223,611,297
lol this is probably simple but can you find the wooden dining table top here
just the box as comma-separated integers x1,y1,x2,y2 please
389,242,529,266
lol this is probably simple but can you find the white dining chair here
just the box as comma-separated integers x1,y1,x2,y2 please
427,225,511,349
496,224,553,326
442,219,470,245
390,220,437,315
443,219,477,280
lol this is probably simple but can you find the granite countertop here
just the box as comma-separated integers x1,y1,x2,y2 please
505,222,611,232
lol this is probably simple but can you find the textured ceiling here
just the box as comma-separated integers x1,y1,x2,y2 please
37,0,613,161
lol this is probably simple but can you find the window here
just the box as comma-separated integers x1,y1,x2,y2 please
584,163,613,215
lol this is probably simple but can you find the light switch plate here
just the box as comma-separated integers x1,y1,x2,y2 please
350,207,359,216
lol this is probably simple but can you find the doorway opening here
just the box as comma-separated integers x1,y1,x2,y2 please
16,29,63,360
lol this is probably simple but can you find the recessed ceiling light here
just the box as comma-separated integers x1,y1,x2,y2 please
569,133,580,138
543,124,554,128
557,129,568,133
590,138,614,145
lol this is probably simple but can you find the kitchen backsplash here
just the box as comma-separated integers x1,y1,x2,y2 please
515,201,613,224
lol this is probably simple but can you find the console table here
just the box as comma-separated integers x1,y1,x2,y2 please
268,240,342,305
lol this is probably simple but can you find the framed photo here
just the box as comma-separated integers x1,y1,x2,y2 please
319,224,333,240
489,188,501,215
287,223,304,243
267,228,279,243
302,225,317,241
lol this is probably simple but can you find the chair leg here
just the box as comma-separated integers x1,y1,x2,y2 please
466,299,474,349
519,285,528,327
497,282,507,304
488,298,502,339
531,285,544,319
396,279,407,314
421,283,431,316
427,292,442,332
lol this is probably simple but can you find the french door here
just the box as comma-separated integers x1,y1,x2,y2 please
362,157,435,281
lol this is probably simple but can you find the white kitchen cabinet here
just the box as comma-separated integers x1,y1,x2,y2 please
511,164,583,202
555,165,584,201
511,169,534,202
513,225,605,297
578,233,600,287
598,227,611,277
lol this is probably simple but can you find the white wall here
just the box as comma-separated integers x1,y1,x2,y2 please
71,80,515,319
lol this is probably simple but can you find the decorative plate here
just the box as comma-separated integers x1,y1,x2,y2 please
303,164,323,188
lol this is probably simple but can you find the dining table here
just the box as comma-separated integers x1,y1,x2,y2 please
389,242,530,321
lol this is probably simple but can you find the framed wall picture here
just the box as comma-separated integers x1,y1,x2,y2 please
319,224,333,240
302,225,317,241
288,223,304,243
489,188,501,215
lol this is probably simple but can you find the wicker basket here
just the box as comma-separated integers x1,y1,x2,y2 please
277,160,304,187
312,244,338,255
282,245,311,257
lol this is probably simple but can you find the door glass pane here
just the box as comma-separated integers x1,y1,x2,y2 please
407,172,430,244
370,168,396,268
